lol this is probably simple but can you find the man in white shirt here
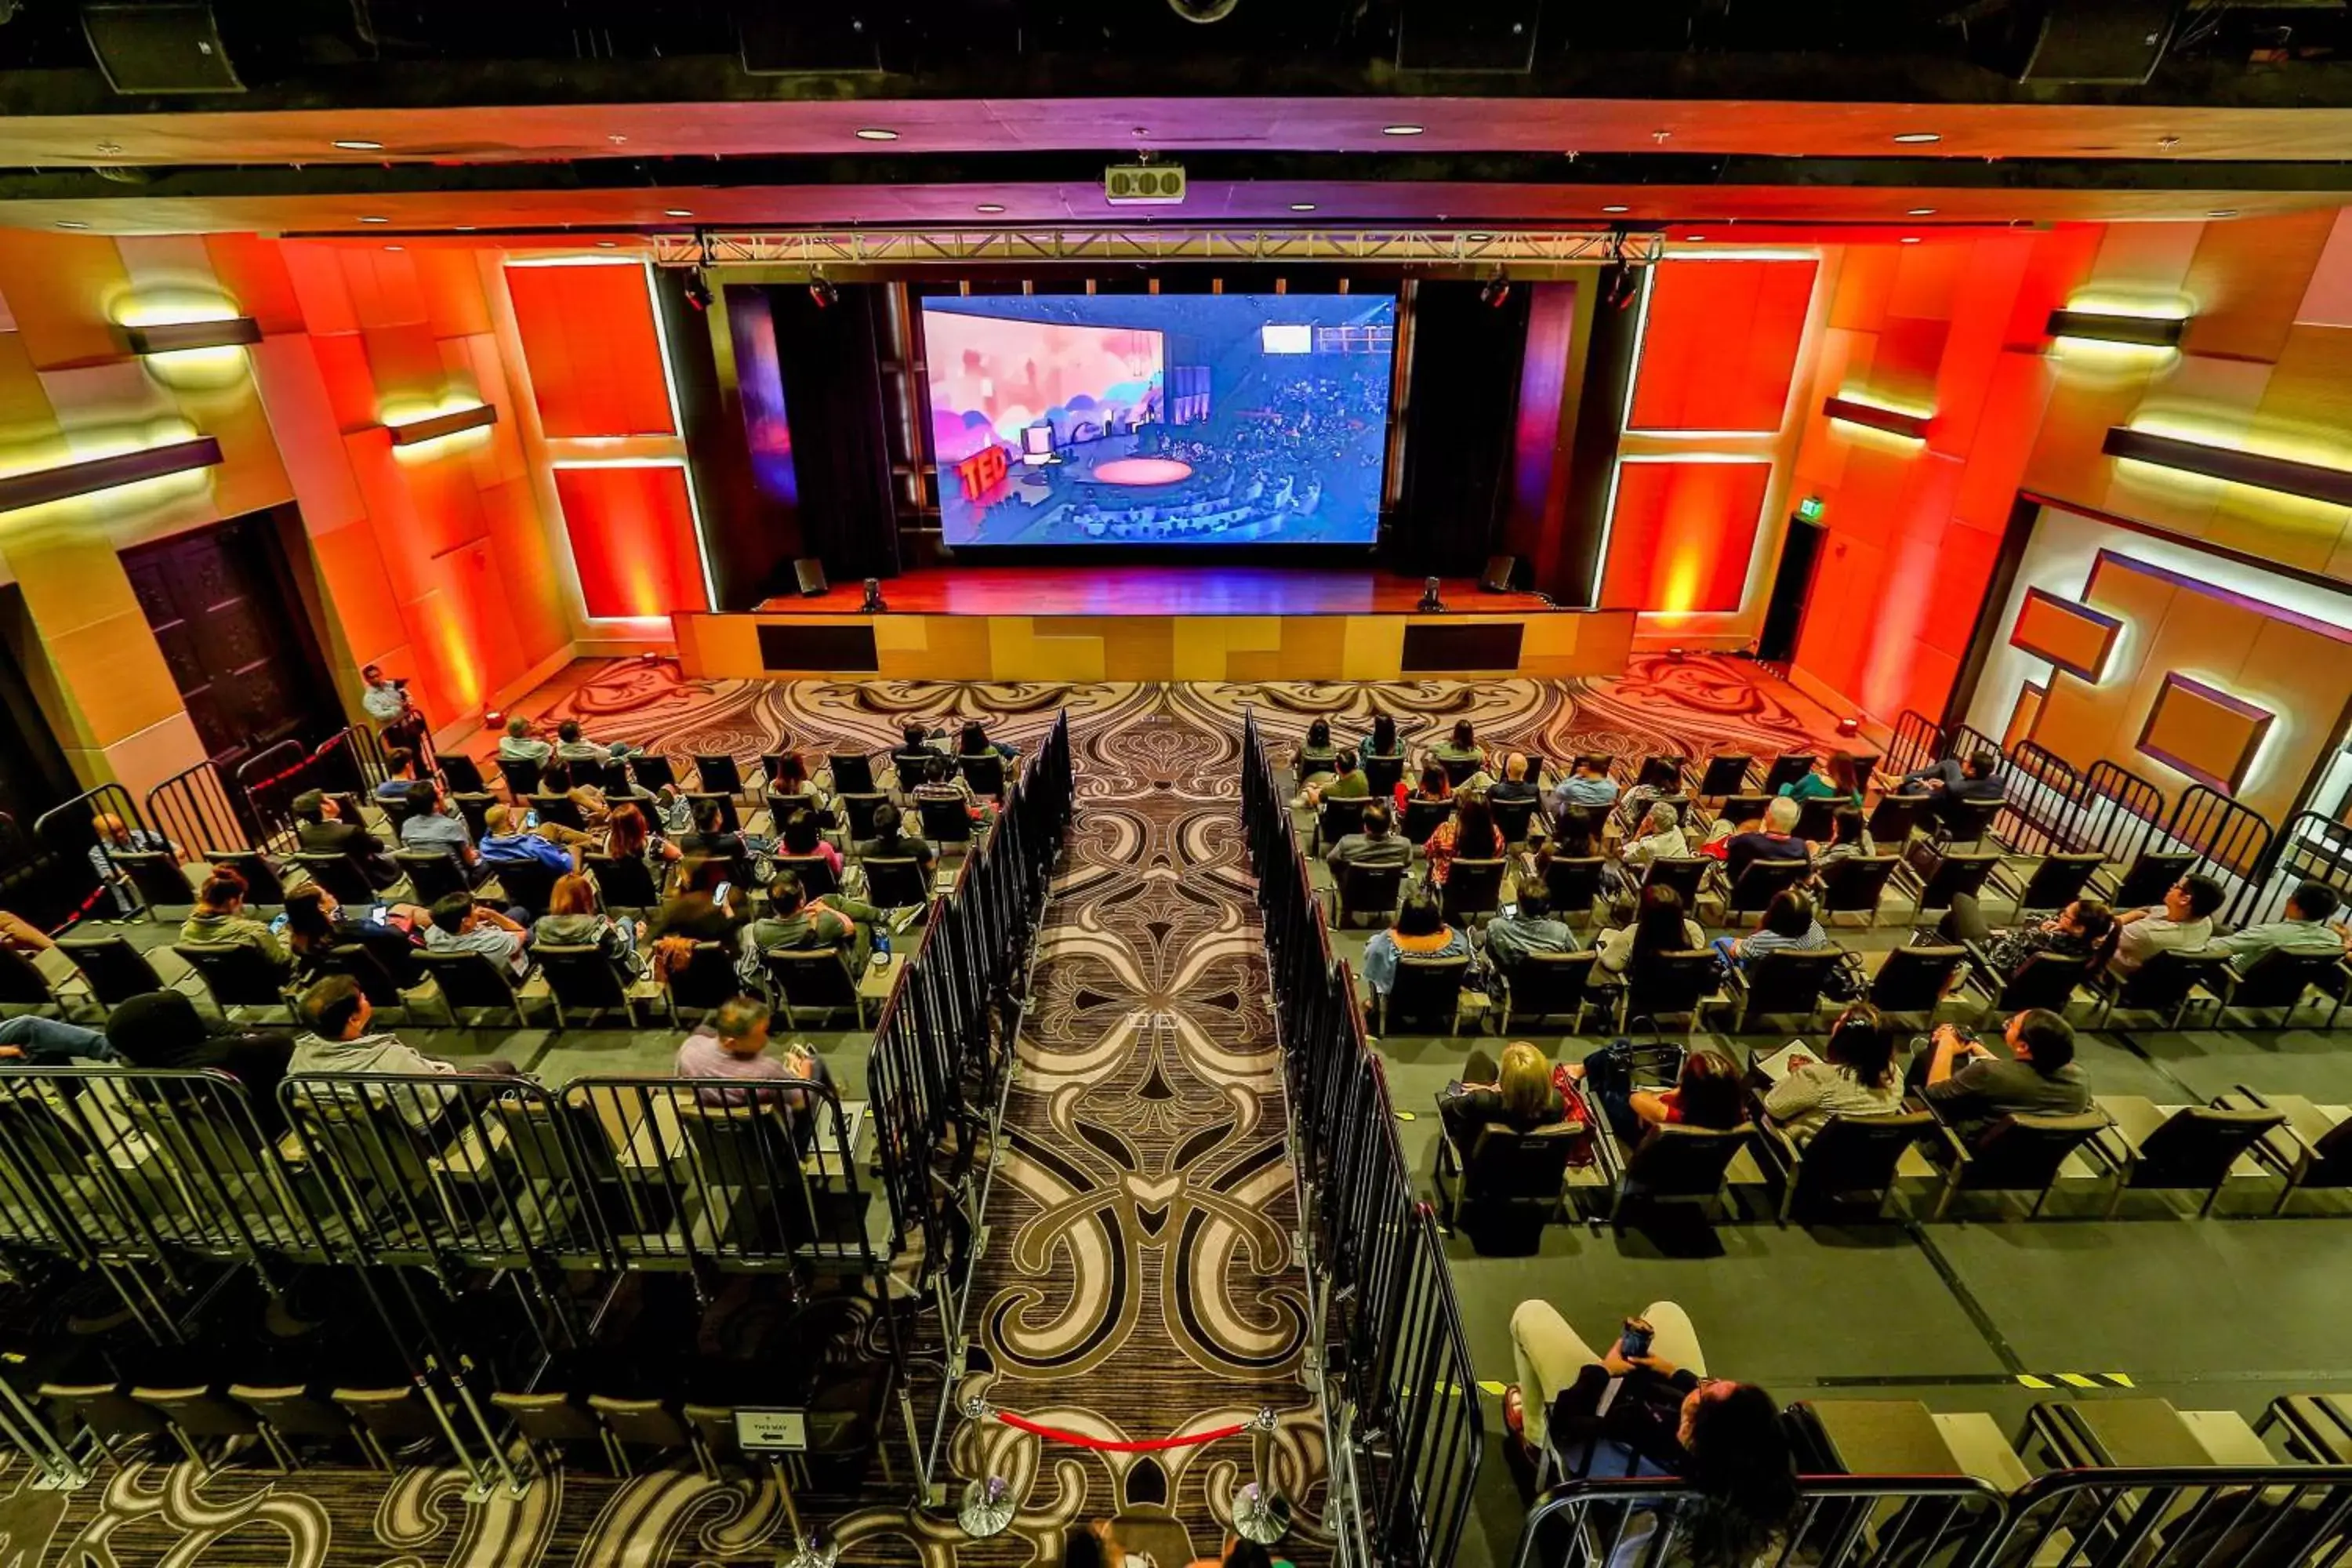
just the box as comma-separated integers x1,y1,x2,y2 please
2109,873,2224,978
360,664,411,724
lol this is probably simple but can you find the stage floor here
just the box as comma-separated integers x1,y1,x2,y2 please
759,566,1550,618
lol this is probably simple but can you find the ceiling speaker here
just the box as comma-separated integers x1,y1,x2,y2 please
739,12,884,74
1397,0,1541,72
82,3,243,93
2014,0,2173,84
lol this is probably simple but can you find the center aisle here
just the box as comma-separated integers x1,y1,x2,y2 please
955,685,1327,1565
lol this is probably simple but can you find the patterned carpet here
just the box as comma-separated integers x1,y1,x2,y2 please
0,658,1835,1567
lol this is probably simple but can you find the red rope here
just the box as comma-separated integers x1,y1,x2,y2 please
993,1411,1250,1453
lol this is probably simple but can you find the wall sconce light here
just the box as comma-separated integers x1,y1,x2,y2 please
121,317,262,355
0,436,223,514
2046,309,2187,348
1823,395,1931,441
387,403,498,446
2103,426,2352,507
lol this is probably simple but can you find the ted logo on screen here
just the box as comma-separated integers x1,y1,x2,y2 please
924,294,1396,550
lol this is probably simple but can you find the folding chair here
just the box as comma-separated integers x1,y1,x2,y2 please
862,857,930,909
496,757,543,798
1722,855,1812,920
1363,754,1406,799
1639,856,1710,907
132,1385,266,1475
630,754,680,793
2106,850,2198,912
1976,950,2093,1023
694,753,746,800
958,752,1007,802
1695,754,1752,799
207,850,290,906
1924,1112,2110,1221
1868,944,1967,1025
662,942,739,1021
531,792,586,832
488,855,562,916
828,753,877,797
1818,855,1900,926
1314,794,1367,854
2216,950,2347,1028
56,933,168,1007
589,1396,706,1477
1440,858,1508,926
174,942,295,1020
1610,1124,1751,1229
536,942,662,1029
685,792,741,836
586,851,663,911
1866,792,1930,846
2092,949,2234,1029
1618,952,1728,1030
2223,1087,2352,1214
1724,948,1842,1032
40,1382,169,1464
292,852,380,908
1434,1118,1588,1231
1543,855,1607,926
493,1391,609,1473
1491,797,1540,848
394,849,473,905
1330,861,1406,929
414,949,532,1028
1759,753,1817,794
763,948,868,1029
771,852,840,898
1761,1110,1936,1224
230,1385,361,1470
438,754,488,795
2003,851,2106,919
2086,1095,2285,1218
917,795,975,848
1402,797,1452,847
1437,755,1485,788
1499,951,1601,1033
107,850,198,919
837,793,887,843
333,1386,449,1470
0,946,64,1016
1372,955,1472,1035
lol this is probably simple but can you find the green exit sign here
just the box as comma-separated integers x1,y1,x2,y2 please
1796,494,1826,523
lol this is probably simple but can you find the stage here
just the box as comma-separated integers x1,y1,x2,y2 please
679,567,1635,683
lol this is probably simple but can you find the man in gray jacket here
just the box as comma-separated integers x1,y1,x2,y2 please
1325,801,1414,875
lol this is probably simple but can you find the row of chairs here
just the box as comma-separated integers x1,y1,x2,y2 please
488,746,1011,812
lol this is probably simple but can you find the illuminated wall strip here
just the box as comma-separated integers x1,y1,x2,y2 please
1824,396,1930,441
2046,309,2187,348
0,437,222,514
640,260,720,610
387,402,498,446
122,318,261,355
2103,426,2352,507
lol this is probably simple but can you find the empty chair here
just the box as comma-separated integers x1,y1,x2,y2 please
1639,857,1710,908
2219,950,2346,1028
958,752,1007,801
662,941,739,1019
1980,950,2093,1021
1866,792,1930,846
332,1386,449,1471
770,852,839,898
2225,1087,2352,1214
1869,945,1968,1025
1695,753,1751,798
0,946,62,1016
174,942,294,1017
917,794,975,848
1940,796,2006,849
1619,952,1726,1029
694,753,745,800
206,850,290,905
2107,849,2198,912
1401,797,1451,846
1372,955,1472,1035
2093,949,2235,1029
536,942,661,1029
828,752,877,797
1818,855,1900,926
1490,796,1540,848
1440,858,1507,925
449,791,497,844
862,857,930,909
1500,951,1601,1034
415,949,530,1028
1925,1111,2111,1221
1765,1111,1937,1224
630,754,679,793
1330,861,1406,929
439,754,488,795
585,851,662,911
837,793,887,844
1434,1117,1588,1230
2088,1095,2285,1218
493,1390,611,1473
1610,1124,1751,1228
292,851,381,908
40,1381,169,1463
530,791,586,832
1314,794,1367,854
490,854,563,916
2005,851,2106,918
1436,754,1484,788
1723,856,1812,920
589,1396,703,1476
1363,753,1405,799
229,1385,361,1470
1759,753,1817,794
763,949,868,1029
496,756,542,798
56,933,167,1007
104,850,198,919
132,1385,266,1475
1543,855,1606,926
1909,851,2002,919
394,849,473,905
1725,948,1843,1032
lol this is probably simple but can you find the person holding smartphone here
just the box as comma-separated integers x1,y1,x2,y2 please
1504,1300,1796,1564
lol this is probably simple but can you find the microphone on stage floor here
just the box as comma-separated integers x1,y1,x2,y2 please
860,577,889,613
1416,576,1446,613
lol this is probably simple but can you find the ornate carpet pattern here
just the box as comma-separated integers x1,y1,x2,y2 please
0,659,1833,1567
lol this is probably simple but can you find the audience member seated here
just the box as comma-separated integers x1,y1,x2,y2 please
673,995,833,1113
651,859,750,943
856,802,937,874
1361,889,1472,998
1358,713,1404,767
398,779,488,884
1939,893,2118,984
482,803,584,877
423,893,532,980
554,717,640,764
1714,887,1828,975
497,715,553,766
1425,790,1502,887
1325,800,1412,874
913,753,990,824
1566,1045,1746,1146
1610,801,1688,899
180,869,292,975
1553,753,1620,815
603,801,681,880
1780,750,1864,806
373,746,426,809
282,884,426,986
1595,885,1707,977
1546,806,1601,862
1900,749,2003,834
537,760,610,826
2210,880,2352,971
1489,753,1541,808
1812,805,1875,871
294,789,401,890
1396,760,1453,814
1294,719,1340,796
291,975,517,1088
957,718,1019,763
1302,750,1367,808
90,812,183,915
2109,874,2225,978
1760,1003,1904,1142
107,989,297,1131
1431,718,1485,777
742,869,877,974
0,1014,118,1065
765,752,825,815
1615,758,1685,836
777,808,840,880
532,873,643,977
1709,795,1812,880
1438,1039,1573,1154
1907,1010,2091,1134
1484,887,1572,978
1503,1301,1796,1567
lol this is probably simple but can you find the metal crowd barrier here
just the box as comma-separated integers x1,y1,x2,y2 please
235,725,392,846
145,755,258,864
1512,1465,2352,1568
1240,710,1484,1568
2259,811,2352,925
32,782,176,925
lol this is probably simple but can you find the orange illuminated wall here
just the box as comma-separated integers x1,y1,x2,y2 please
504,263,677,438
1628,259,1819,433
554,465,709,619
1599,460,1772,612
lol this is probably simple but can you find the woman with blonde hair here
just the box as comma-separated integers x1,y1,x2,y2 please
1439,1039,1573,1147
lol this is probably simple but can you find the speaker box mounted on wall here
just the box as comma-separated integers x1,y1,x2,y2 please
1479,555,1521,593
793,558,830,598
82,3,243,93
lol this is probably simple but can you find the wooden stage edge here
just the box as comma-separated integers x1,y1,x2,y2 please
685,567,1635,684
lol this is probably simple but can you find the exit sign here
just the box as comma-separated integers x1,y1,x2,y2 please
1796,495,1826,523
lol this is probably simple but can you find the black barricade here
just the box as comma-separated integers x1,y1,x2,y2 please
1512,1475,2008,1568
34,782,176,924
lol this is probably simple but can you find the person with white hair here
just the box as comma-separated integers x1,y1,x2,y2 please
1708,794,1812,884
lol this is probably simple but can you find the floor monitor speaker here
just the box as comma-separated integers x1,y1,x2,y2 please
1479,555,1521,593
793,558,829,598
1757,514,1826,665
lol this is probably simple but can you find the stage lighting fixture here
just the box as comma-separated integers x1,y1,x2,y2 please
808,272,839,310
121,316,261,355
684,267,713,313
1416,577,1446,613
1479,274,1512,309
1167,0,1240,19
1836,716,1863,737
860,577,889,613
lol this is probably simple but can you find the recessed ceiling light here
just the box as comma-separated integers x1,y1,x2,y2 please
334,139,383,151
359,215,389,223
454,224,477,231
607,133,628,145
1907,206,1937,216
1893,132,1941,144
855,127,899,141
663,208,693,217
1901,236,1921,244
975,202,1006,213
384,245,405,252
2208,209,2238,218
56,220,89,229
1682,234,1706,241
595,240,619,248
1468,231,1492,241
1290,202,1316,212
1602,205,1630,213
1382,124,1425,136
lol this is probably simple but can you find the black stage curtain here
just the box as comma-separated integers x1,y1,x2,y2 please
765,283,902,586
1391,281,1533,578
